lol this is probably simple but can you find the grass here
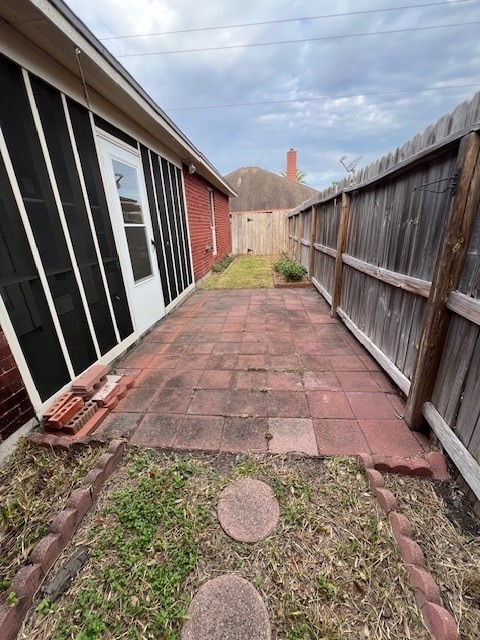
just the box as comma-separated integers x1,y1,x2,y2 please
22,451,433,640
201,255,274,289
384,474,480,638
0,439,107,603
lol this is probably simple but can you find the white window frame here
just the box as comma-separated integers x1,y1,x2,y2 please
208,188,217,256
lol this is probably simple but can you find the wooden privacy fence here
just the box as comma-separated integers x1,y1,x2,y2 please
288,92,480,504
231,210,289,255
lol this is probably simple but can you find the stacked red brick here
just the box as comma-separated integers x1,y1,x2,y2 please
41,365,134,442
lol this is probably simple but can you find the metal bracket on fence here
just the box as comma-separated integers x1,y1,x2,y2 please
413,171,459,196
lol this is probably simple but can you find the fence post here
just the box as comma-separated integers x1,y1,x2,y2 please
331,192,351,317
405,131,480,429
309,205,317,279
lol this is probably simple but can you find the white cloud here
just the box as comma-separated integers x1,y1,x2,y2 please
65,0,480,189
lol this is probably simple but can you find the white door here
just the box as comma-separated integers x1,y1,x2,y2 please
98,137,165,334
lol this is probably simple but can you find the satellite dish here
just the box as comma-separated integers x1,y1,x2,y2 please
340,155,363,173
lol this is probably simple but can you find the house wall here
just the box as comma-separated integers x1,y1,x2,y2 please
0,328,35,441
0,40,227,428
184,170,232,281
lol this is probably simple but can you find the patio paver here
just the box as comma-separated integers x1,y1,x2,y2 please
112,289,432,463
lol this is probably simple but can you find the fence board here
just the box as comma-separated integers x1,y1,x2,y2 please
432,315,479,424
423,403,480,502
231,211,289,255
285,92,480,500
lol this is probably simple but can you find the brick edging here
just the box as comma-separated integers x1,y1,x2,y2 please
357,452,460,640
0,439,125,640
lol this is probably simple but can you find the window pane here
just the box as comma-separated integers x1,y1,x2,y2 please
125,227,152,281
112,160,144,224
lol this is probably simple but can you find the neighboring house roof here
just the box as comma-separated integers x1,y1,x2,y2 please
225,166,318,212
0,0,236,198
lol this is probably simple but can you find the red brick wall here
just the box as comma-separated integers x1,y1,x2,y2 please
183,168,232,281
0,328,35,441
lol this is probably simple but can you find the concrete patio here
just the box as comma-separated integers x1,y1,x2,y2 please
95,287,431,464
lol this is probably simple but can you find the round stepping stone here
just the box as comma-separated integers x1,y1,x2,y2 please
181,574,271,640
217,478,280,543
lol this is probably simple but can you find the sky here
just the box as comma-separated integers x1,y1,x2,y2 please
64,0,480,190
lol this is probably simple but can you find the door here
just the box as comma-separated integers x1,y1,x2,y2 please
98,137,165,334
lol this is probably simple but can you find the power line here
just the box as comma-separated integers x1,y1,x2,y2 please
116,21,479,57
164,84,480,112
100,0,470,40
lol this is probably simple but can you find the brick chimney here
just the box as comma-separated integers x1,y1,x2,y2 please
286,149,297,182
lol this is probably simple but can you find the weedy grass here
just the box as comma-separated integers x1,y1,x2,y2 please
22,451,432,640
201,255,274,289
0,439,107,603
385,473,480,638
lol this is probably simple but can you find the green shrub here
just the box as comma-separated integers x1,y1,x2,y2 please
273,258,307,281
212,254,235,273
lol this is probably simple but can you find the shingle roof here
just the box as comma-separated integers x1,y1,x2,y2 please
225,166,318,212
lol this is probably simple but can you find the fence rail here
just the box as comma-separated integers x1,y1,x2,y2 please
287,92,480,506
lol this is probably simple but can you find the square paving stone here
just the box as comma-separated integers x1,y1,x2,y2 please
303,371,341,391
266,371,303,391
221,323,245,333
346,392,399,420
267,391,310,418
188,343,215,355
268,418,317,456
197,370,235,390
236,355,267,370
266,332,294,343
174,416,224,451
266,355,299,370
358,419,423,457
307,391,355,419
298,355,331,371
133,369,171,388
157,369,202,389
336,371,383,392
226,389,268,417
267,342,292,356
130,414,183,447
371,371,398,392
234,370,268,389
113,387,158,413
95,412,143,439
147,355,181,369
221,417,269,453
358,354,382,371
313,419,371,456
175,355,210,370
220,332,244,343
206,355,239,370
212,343,241,355
328,356,368,371
119,353,156,369
149,387,193,413
238,342,268,355
187,390,230,416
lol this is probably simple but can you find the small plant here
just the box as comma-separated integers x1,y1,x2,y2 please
211,254,235,273
36,597,53,616
273,258,307,282
7,591,18,607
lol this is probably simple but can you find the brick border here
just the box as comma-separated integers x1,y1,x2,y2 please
358,452,460,640
0,440,125,640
